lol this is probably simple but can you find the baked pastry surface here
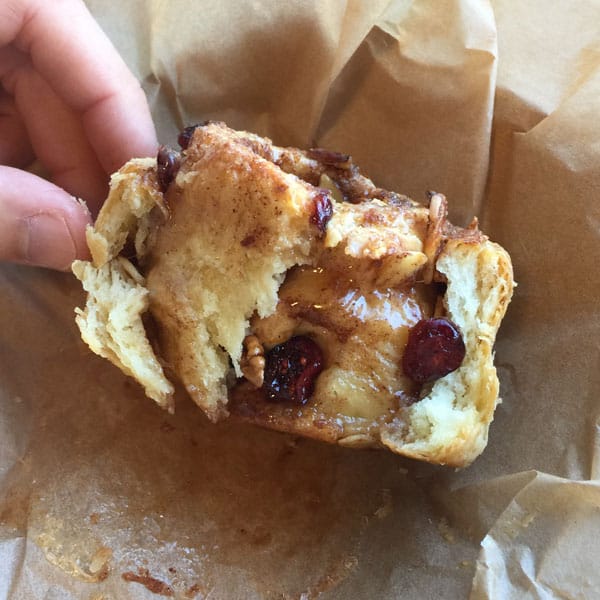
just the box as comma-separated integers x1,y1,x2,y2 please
73,122,513,467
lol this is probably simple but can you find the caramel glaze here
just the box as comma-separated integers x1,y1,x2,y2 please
230,251,438,444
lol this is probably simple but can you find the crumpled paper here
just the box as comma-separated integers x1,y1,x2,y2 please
1,0,599,598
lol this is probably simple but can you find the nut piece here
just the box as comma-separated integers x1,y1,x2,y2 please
241,335,265,388
422,192,447,284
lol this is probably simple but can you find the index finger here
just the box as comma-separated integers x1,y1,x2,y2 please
0,0,157,173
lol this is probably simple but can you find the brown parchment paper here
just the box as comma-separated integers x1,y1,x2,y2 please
1,0,599,598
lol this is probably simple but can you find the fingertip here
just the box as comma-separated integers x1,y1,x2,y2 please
0,167,92,270
20,195,92,271
20,212,80,270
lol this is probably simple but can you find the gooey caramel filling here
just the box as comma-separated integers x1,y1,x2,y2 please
250,260,438,420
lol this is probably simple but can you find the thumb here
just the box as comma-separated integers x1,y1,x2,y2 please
0,167,92,270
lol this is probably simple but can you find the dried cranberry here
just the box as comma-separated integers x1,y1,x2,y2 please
177,122,209,149
402,318,466,384
310,190,333,233
263,336,324,405
156,145,180,192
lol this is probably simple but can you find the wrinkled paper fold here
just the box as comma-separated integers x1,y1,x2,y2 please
1,0,599,597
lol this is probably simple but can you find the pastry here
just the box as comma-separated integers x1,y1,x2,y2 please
72,122,514,467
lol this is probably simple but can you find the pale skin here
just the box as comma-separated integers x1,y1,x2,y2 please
0,0,158,270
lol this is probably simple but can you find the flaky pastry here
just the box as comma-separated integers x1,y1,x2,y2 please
73,122,513,467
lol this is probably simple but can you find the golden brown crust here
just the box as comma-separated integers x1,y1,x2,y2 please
73,122,514,467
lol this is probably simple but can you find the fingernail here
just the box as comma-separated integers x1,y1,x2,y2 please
20,213,77,270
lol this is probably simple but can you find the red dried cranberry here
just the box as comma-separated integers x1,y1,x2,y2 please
156,145,180,192
263,336,324,405
402,318,466,384
177,121,210,149
310,190,333,233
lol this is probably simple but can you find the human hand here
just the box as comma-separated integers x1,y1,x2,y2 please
0,0,158,270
